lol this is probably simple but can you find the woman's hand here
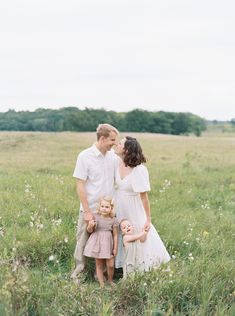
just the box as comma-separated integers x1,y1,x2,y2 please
143,219,151,232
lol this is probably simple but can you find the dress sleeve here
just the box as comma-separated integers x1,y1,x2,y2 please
131,164,151,193
112,217,119,228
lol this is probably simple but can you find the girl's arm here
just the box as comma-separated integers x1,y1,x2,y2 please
112,226,118,256
123,231,147,244
140,192,151,231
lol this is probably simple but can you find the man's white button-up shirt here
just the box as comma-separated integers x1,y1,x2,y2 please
73,144,117,212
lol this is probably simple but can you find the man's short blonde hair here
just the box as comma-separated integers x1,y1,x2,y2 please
96,123,119,140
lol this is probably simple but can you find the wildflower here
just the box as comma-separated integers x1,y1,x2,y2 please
201,203,210,209
188,253,194,260
183,241,189,245
64,236,68,243
143,283,147,286
49,255,55,261
37,223,44,230
203,231,209,237
52,218,62,226
29,222,34,227
0,227,4,237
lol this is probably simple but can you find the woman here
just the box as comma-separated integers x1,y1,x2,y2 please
114,136,170,271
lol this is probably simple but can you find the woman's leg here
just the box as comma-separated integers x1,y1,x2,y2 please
95,258,105,287
106,258,115,285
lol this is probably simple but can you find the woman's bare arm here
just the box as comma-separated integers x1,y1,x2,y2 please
140,192,151,231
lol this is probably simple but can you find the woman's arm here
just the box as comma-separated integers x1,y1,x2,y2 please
112,226,118,256
140,192,151,231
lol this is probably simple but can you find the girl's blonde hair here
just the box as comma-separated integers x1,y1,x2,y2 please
97,196,115,218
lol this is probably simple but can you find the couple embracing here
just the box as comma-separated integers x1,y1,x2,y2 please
71,123,170,286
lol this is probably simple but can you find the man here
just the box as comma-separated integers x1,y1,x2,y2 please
71,123,119,279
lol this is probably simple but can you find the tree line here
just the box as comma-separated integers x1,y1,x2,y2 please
0,107,207,136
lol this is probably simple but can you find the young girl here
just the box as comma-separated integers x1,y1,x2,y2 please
120,219,148,278
83,197,118,287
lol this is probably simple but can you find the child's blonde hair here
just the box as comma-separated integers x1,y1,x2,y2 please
97,196,115,218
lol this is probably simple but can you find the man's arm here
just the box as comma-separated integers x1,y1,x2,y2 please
76,179,93,221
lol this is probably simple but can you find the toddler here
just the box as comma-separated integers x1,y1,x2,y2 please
120,219,148,278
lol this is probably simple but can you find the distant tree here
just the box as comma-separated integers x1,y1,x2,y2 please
0,107,206,136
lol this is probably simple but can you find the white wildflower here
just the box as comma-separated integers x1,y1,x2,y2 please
37,223,44,230
0,227,4,237
49,255,55,261
188,253,194,260
163,266,171,273
201,203,210,209
52,218,62,226
64,236,68,243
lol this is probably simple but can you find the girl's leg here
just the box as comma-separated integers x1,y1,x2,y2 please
106,258,115,285
95,258,105,287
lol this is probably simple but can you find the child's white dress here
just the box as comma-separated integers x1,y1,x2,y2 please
123,239,145,278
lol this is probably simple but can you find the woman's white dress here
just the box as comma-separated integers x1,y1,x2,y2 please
114,164,170,271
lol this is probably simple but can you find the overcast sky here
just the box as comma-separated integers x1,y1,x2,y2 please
0,0,234,120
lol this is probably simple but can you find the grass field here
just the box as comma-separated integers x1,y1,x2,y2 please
0,131,234,316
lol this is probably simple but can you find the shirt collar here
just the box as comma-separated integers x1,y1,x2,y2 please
92,144,103,157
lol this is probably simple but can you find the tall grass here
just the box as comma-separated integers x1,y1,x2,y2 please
0,131,234,315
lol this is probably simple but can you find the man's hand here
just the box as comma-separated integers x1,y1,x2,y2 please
87,219,96,233
84,211,93,222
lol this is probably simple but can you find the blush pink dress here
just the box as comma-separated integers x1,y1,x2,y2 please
83,214,119,259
